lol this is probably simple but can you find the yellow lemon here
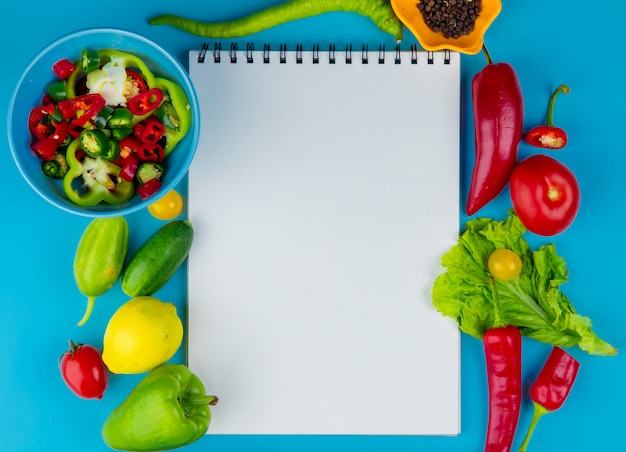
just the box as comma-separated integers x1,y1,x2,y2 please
102,296,183,374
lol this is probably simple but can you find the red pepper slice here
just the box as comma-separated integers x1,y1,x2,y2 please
119,137,143,159
134,116,166,144
28,104,56,139
524,85,569,150
49,120,69,145
126,69,148,93
70,93,106,127
118,153,140,182
138,143,164,163
127,88,164,116
31,137,59,161
137,177,162,200
52,58,77,80
57,99,77,120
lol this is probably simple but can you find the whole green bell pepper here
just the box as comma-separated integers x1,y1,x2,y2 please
63,139,134,206
101,364,218,451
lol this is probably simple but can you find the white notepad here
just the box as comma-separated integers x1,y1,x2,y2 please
187,43,460,435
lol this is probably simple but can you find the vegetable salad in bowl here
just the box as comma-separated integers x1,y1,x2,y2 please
8,28,200,217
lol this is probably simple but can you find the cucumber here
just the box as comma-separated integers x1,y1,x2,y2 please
74,216,129,326
122,220,194,297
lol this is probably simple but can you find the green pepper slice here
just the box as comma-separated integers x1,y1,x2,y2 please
107,108,134,129
79,129,110,157
155,77,192,156
81,48,101,73
63,139,134,206
47,80,67,102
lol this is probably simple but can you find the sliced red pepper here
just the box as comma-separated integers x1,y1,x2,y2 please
49,120,69,145
134,116,166,144
70,93,106,127
52,58,77,79
31,137,59,161
28,104,56,139
137,177,162,200
127,88,164,116
119,137,143,159
126,69,148,93
524,85,569,150
119,153,139,182
57,99,77,120
138,142,164,163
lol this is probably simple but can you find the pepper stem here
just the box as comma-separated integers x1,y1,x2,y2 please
518,401,549,452
185,395,219,407
545,84,569,127
481,44,493,65
77,295,96,327
489,277,505,328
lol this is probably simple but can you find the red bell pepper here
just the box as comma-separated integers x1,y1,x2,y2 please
466,46,524,216
524,85,569,149
52,58,77,79
518,347,579,451
127,87,164,115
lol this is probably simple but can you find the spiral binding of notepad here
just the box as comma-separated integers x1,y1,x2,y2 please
197,42,451,65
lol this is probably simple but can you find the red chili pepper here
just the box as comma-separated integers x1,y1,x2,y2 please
52,58,77,80
482,277,522,452
134,116,166,144
137,177,162,200
518,347,579,451
127,87,164,116
466,46,524,216
28,104,56,139
138,143,165,163
483,325,522,452
70,93,106,127
126,69,148,93
524,85,569,149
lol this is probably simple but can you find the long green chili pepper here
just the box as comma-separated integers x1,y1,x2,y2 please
149,0,404,42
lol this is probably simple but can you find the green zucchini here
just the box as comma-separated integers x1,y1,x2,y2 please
122,220,194,297
74,216,129,326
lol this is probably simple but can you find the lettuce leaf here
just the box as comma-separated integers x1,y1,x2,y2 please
431,213,617,356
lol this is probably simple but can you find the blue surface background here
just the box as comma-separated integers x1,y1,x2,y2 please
1,1,624,451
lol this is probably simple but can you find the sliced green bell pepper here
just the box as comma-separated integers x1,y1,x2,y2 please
155,77,192,156
62,139,134,206
66,49,158,99
101,364,218,451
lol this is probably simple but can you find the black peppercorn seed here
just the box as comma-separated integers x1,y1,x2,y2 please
417,0,482,39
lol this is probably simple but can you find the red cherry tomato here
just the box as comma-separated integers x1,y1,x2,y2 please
59,340,109,400
509,154,580,236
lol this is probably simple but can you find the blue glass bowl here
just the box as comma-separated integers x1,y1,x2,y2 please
8,28,200,217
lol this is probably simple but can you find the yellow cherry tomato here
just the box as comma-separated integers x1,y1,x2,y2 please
147,189,183,220
488,249,522,281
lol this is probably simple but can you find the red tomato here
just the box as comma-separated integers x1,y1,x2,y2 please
59,340,109,400
509,154,580,236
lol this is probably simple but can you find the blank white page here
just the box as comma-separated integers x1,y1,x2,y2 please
187,44,460,435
